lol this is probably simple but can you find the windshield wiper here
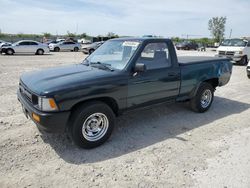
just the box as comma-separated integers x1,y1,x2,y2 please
90,62,114,71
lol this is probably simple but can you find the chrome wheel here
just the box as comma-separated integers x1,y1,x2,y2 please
200,89,212,108
82,113,109,142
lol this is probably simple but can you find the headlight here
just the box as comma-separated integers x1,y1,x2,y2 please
37,97,58,111
235,51,243,55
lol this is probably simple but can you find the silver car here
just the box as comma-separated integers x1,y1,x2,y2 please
82,41,104,54
49,41,81,52
1,40,49,55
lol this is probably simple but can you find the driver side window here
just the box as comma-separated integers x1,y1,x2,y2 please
136,42,171,70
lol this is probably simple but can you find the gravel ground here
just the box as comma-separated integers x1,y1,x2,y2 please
0,50,249,188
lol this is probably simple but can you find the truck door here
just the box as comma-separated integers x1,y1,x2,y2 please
127,42,180,107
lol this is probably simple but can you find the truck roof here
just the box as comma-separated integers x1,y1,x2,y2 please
110,37,170,42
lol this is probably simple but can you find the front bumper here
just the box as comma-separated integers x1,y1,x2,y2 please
215,54,242,62
17,90,70,133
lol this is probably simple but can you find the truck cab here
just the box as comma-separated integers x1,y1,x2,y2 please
216,38,250,65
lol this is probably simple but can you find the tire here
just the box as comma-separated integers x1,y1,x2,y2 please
89,49,95,54
69,101,115,149
54,47,60,52
239,56,248,66
248,75,250,79
73,47,79,52
190,82,214,113
36,49,44,55
6,48,14,55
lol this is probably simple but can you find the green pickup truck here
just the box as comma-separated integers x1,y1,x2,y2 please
18,38,232,148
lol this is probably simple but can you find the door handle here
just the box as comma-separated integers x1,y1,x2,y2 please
168,72,177,77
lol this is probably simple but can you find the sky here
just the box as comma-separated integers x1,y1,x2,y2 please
0,0,249,38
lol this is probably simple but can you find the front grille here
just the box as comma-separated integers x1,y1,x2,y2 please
226,51,235,56
219,51,226,55
19,83,38,105
219,51,235,56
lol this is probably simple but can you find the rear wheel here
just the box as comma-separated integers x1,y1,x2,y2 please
36,49,44,55
190,83,214,113
6,48,14,55
73,47,79,52
69,101,115,149
54,47,60,52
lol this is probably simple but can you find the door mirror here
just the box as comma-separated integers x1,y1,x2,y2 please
134,63,146,72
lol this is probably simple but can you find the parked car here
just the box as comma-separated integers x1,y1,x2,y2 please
17,38,232,148
176,41,198,50
82,41,104,54
49,41,81,52
1,40,49,55
216,38,250,65
247,60,250,78
0,40,11,48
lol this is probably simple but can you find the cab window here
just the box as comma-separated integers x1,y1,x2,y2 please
136,42,171,70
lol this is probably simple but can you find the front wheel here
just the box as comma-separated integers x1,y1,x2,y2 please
6,48,14,55
69,101,115,149
239,56,248,66
190,83,214,113
73,47,79,52
36,49,44,55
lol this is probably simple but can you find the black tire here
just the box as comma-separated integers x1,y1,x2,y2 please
89,49,94,54
6,48,14,55
239,56,248,66
36,49,44,55
54,47,60,52
248,75,250,79
73,47,79,52
69,101,115,149
190,82,214,113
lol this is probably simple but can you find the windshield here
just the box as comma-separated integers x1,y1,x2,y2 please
85,40,141,70
221,39,247,47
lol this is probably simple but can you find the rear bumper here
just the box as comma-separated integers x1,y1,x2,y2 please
17,90,70,133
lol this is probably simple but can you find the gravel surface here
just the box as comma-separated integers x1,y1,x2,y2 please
0,50,249,188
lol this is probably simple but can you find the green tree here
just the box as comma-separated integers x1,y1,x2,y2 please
67,31,76,38
106,32,119,38
208,17,227,43
43,32,51,38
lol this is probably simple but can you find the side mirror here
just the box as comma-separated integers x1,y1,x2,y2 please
134,63,146,72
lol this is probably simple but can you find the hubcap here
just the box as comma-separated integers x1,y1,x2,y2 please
200,89,212,108
82,113,109,141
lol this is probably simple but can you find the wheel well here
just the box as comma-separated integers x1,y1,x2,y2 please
70,97,119,116
7,48,15,53
37,48,44,52
203,78,219,89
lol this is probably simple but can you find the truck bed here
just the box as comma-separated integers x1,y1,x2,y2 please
178,56,229,65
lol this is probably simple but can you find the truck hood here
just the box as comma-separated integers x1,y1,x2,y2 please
217,46,244,52
20,64,114,95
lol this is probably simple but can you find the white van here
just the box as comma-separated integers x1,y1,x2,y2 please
216,38,250,65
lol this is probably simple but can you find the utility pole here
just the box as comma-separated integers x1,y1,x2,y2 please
229,29,232,39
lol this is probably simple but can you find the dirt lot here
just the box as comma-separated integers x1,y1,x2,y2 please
0,50,249,188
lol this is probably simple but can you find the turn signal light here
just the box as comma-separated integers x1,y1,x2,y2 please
32,113,40,122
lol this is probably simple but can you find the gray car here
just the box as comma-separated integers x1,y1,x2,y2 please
82,41,104,54
1,40,49,55
49,41,81,52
